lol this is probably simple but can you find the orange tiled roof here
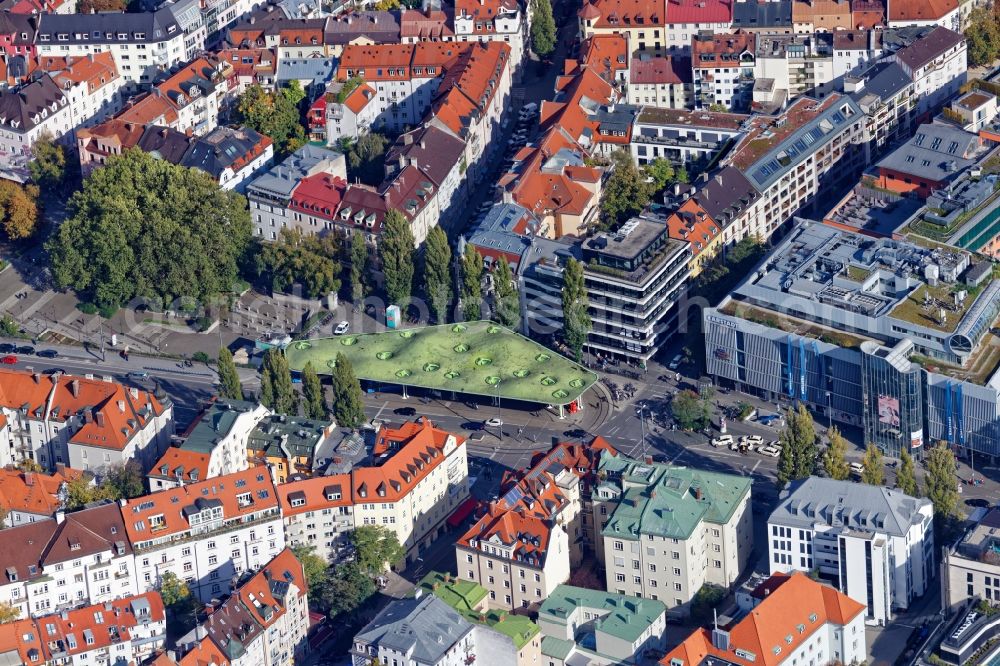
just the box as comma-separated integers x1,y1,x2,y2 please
77,119,146,152
0,618,46,663
455,0,520,30
278,472,351,517
792,0,853,25
148,447,210,485
235,547,306,628
41,592,165,657
51,52,118,94
888,0,956,20
0,467,68,516
666,198,720,255
692,30,756,68
344,82,376,113
121,467,279,545
179,636,230,666
584,0,664,28
430,42,509,136
660,572,865,666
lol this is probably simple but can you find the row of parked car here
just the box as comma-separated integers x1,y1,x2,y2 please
0,343,58,364
710,434,783,457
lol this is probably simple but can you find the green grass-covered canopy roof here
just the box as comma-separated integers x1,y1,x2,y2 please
285,321,599,405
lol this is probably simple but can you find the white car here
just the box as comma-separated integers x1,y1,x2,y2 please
758,446,780,457
849,462,865,476
711,435,734,448
745,435,764,448
485,417,503,428
334,321,350,335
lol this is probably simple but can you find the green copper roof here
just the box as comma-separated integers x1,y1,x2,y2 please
541,636,575,660
418,572,539,649
598,453,751,540
539,585,666,643
182,399,258,454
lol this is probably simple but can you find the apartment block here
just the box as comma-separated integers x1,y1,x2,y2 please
692,31,756,111
353,593,476,666
277,473,353,564
0,75,70,179
0,467,71,526
123,467,285,603
768,477,934,625
453,0,525,77
942,508,1000,610
630,107,747,171
595,454,753,617
886,25,966,117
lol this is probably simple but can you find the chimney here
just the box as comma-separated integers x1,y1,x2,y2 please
32,372,39,384
95,411,105,427
117,400,126,413
55,510,65,524
69,379,79,397
419,139,425,149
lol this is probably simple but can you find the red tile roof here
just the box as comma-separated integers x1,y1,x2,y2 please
0,467,70,517
148,447,210,485
668,0,733,23
290,172,347,220
584,0,664,29
581,34,629,81
121,467,279,546
343,82,375,113
630,55,691,84
430,41,510,136
660,573,865,666
792,0,853,27
0,618,46,663
888,0,956,21
400,9,454,40
51,51,118,94
179,636,230,666
666,198,720,256
278,473,351,517
454,0,520,31
40,592,165,658
692,30,756,69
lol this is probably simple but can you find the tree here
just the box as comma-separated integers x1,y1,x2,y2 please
561,258,591,362
320,562,376,619
460,244,484,321
159,571,192,609
349,230,370,306
530,0,556,57
331,353,365,428
260,348,297,415
102,461,145,499
670,389,711,431
346,133,390,186
0,601,20,624
690,584,726,623
708,103,730,112
422,226,452,323
47,150,251,310
775,405,817,489
965,8,1000,67
291,544,330,599
925,441,962,522
0,314,19,337
257,227,341,298
492,259,520,329
0,181,39,240
644,158,675,192
235,84,306,156
897,449,919,497
302,361,327,419
600,150,651,230
351,525,405,573
822,426,850,481
16,458,42,473
860,444,884,485
380,210,415,306
64,476,114,510
29,135,67,190
218,347,244,401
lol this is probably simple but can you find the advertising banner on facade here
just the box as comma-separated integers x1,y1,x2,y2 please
878,395,900,427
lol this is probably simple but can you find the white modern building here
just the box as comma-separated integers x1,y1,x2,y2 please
768,477,935,625
278,473,354,564
353,593,477,666
888,26,967,117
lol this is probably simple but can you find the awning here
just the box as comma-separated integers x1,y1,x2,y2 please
447,497,479,528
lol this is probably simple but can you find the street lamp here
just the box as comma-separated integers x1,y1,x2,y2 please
496,379,502,444
825,391,831,429
636,404,648,461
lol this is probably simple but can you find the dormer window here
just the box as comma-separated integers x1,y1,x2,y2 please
290,497,305,507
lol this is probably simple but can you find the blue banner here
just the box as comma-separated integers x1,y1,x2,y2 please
957,382,964,447
945,381,953,444
786,337,794,397
799,338,807,401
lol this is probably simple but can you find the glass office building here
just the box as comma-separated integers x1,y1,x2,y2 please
860,340,924,456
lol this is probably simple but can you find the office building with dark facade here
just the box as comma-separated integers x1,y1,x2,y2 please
704,220,1000,458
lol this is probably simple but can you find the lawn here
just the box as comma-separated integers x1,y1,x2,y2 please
284,321,599,405
891,283,971,333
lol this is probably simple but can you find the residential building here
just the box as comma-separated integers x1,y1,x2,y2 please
246,412,336,483
692,30,756,111
0,467,72,526
323,79,379,143
34,9,193,86
753,33,836,106
768,477,934,624
663,0,734,52
887,25,966,118
662,572,867,666
122,467,285,603
246,144,347,240
791,0,852,33
691,165,760,248
832,28,883,80
321,11,402,58
948,89,998,133
0,592,166,666
178,548,309,666
352,593,476,666
732,0,794,34
0,11,37,59
665,197,723,276
844,60,916,162
218,47,276,94
418,571,542,666
580,33,630,86
116,56,229,136
0,75,70,180
0,502,137,619
180,125,273,191
627,54,691,109
538,585,666,665
76,119,148,176
520,216,691,362
595,453,753,616
630,107,747,170
384,124,468,228
277,473,353,563
0,369,172,473
875,122,983,197
578,0,667,53
148,400,269,492
452,0,525,78
942,508,1000,610
48,52,125,141
888,0,960,31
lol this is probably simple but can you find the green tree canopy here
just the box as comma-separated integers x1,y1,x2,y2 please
320,562,376,619
159,571,192,608
492,259,520,329
965,7,1000,67
331,352,365,428
897,448,919,497
257,227,342,298
46,150,251,309
561,258,591,362
860,444,884,486
775,405,817,489
0,181,39,241
291,544,330,599
644,158,675,192
423,226,452,323
670,389,711,431
29,135,67,190
218,347,244,401
380,210,415,306
925,441,962,522
351,525,405,573
64,476,116,510
460,244,484,321
822,425,850,481
261,348,297,415
600,150,651,230
102,461,145,499
345,133,390,186
530,0,556,57
349,230,370,305
236,84,306,155
302,361,327,419
0,601,18,624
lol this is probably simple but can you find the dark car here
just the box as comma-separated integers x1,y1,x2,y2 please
43,368,64,375
965,498,991,508
14,345,34,355
0,344,14,354
563,428,587,439
393,406,417,416
36,349,58,359
461,421,484,431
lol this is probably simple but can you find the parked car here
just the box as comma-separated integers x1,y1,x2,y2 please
758,445,780,457
757,414,782,426
36,349,58,359
0,344,14,354
14,345,34,355
126,371,149,380
563,428,587,439
668,354,683,370
394,406,417,416
745,435,764,448
966,498,991,508
485,417,503,428
849,462,865,476
334,321,350,335
0,355,16,364
710,435,734,448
